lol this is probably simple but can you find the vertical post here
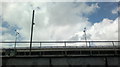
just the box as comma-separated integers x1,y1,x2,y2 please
30,10,35,55
89,41,92,56
83,27,87,47
14,33,17,56
14,30,19,56
39,42,41,55
49,58,52,67
65,42,66,47
40,42,41,48
112,41,117,55
104,57,108,67
14,31,17,52
88,41,90,47
64,42,67,56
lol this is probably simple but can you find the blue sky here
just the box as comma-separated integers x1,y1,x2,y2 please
87,2,118,23
1,2,119,47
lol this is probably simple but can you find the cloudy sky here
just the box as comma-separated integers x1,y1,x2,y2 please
0,1,119,47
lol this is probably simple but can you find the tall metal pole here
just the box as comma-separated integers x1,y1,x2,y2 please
30,10,35,55
83,27,87,47
15,30,17,51
14,30,19,55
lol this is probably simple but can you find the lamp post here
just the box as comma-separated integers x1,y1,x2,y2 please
30,10,35,55
83,27,87,47
14,30,19,55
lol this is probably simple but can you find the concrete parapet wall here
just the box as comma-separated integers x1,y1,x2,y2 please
2,56,120,67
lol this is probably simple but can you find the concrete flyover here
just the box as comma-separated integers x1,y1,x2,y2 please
1,41,120,67
1,56,120,67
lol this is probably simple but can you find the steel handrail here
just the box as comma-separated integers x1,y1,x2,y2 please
1,41,120,43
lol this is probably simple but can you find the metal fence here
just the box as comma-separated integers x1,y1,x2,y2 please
0,41,120,57
1,41,120,48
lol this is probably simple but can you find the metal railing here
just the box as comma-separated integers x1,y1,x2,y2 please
0,41,120,57
1,40,120,48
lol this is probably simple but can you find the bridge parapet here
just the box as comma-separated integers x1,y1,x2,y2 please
0,41,120,57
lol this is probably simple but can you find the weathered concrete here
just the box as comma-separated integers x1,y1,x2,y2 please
1,46,120,67
2,56,120,67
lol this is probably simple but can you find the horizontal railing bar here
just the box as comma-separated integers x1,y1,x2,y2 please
1,41,120,43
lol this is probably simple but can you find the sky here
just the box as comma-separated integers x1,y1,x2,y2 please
0,1,119,48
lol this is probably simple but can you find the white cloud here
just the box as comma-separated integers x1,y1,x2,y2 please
1,33,15,41
2,2,118,47
89,18,118,40
1,26,15,42
70,18,118,41
2,2,99,41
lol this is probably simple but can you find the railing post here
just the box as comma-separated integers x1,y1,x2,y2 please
88,41,90,47
65,42,66,47
14,40,17,56
40,42,41,48
64,42,67,56
86,41,87,47
39,42,42,56
89,41,92,56
112,41,117,55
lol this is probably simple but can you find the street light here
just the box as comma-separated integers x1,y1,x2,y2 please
30,10,35,55
83,27,87,47
14,30,19,55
